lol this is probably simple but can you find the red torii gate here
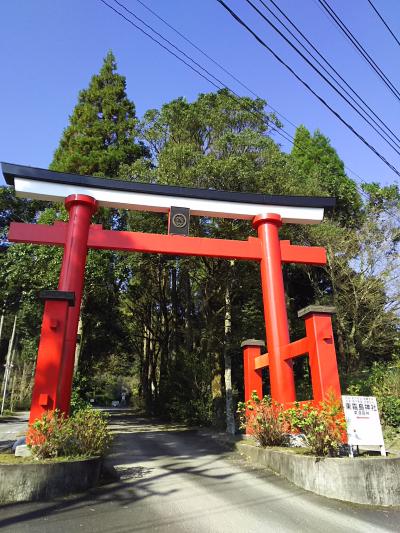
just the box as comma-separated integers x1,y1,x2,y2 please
2,163,341,424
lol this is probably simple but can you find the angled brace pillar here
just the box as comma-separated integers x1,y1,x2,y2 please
298,305,341,402
241,339,265,435
29,291,75,424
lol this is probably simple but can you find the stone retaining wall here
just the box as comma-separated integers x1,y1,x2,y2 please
0,457,102,503
237,442,400,506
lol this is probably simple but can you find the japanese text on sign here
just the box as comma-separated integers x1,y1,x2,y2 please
342,395,384,447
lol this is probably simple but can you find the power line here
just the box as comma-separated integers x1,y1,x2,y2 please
367,0,400,49
244,0,400,155
112,0,235,94
317,0,400,102
216,0,400,179
132,0,297,129
99,2,325,149
128,0,395,189
98,1,223,90
257,0,400,149
97,0,392,196
100,0,296,144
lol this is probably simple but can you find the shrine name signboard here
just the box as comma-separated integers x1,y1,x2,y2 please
342,395,386,456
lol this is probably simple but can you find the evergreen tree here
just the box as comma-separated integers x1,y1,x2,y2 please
47,52,149,394
51,51,147,177
290,125,362,221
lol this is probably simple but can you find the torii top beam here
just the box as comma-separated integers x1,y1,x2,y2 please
2,163,335,225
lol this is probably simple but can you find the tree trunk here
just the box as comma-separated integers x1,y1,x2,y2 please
224,282,235,434
211,348,224,428
1,314,17,414
18,360,29,405
10,373,17,412
73,312,83,375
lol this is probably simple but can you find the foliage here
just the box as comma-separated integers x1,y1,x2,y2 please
26,409,112,459
289,125,362,221
238,392,345,456
237,392,290,446
50,51,148,176
26,410,70,459
70,391,92,415
68,408,112,456
284,396,346,457
69,372,93,414
368,358,400,428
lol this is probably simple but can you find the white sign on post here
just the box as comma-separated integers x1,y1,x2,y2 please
342,395,386,457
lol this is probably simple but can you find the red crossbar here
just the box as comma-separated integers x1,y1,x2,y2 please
8,222,326,265
281,337,309,360
254,352,269,370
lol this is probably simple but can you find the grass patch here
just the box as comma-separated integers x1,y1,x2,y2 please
0,452,95,465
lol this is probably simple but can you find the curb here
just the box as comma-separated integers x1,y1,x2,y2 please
236,441,400,507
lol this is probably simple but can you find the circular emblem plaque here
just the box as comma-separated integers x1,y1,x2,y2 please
172,213,187,228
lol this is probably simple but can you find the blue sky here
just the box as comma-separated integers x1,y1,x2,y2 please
1,0,399,189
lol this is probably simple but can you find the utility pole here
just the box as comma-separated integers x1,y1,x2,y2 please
1,314,17,415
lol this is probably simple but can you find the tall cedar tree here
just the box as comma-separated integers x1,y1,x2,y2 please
48,52,147,387
50,51,147,177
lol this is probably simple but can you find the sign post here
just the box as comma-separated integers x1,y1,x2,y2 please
342,395,386,457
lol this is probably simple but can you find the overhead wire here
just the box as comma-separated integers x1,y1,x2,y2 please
122,1,391,189
316,0,400,102
243,0,400,155
256,0,400,150
216,0,400,179
367,0,400,49
99,1,351,175
97,0,395,203
99,0,293,147
132,0,297,129
114,0,297,147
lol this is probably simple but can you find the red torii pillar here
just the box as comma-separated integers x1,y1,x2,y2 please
55,194,97,415
254,214,296,404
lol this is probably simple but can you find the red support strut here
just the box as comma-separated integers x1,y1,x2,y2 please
253,214,296,404
241,339,264,435
57,194,97,415
299,307,341,402
29,291,75,424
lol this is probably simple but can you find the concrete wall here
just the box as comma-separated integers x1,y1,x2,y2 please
237,442,400,506
0,457,101,503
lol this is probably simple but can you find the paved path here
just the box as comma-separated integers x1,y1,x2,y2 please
0,411,399,532
0,411,28,450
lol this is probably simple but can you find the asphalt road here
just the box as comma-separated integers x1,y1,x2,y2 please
0,411,399,532
0,411,29,450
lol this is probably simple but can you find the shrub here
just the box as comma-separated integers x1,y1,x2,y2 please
345,358,400,429
369,358,400,428
239,393,346,456
67,408,112,457
237,392,289,447
284,397,345,457
26,409,112,459
26,410,72,459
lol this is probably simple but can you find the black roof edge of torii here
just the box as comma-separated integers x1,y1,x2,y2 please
1,162,336,209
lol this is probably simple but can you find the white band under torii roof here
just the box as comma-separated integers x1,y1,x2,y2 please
14,178,324,224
